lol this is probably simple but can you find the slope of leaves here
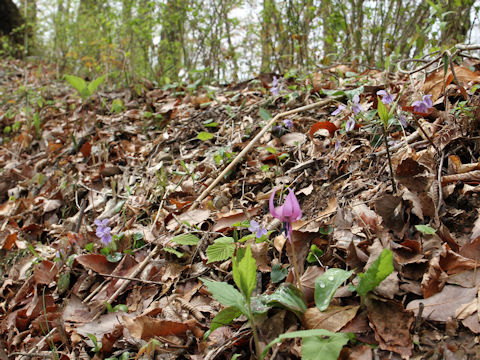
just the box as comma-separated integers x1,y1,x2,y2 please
2,57,480,359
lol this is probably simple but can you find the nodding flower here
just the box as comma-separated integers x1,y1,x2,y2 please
269,187,302,242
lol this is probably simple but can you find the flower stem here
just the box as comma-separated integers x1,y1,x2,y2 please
290,242,302,290
247,301,262,358
382,125,397,194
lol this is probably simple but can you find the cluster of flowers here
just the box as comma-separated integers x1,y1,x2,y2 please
331,90,433,131
95,218,112,245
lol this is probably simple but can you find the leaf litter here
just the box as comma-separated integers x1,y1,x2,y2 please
3,56,480,359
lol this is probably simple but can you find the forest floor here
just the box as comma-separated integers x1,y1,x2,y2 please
2,57,480,359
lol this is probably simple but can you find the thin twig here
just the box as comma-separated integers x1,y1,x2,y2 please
98,273,164,286
74,198,87,234
382,125,397,193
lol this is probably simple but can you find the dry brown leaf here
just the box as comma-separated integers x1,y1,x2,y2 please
407,285,477,322
280,132,307,146
251,242,270,272
366,297,413,358
211,207,260,233
470,211,480,240
302,305,359,332
300,266,324,304
33,260,58,285
75,254,118,274
422,66,480,101
166,208,210,231
122,315,199,340
421,253,448,298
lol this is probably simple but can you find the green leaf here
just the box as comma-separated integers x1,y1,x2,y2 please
232,244,257,302
260,283,307,316
119,352,130,360
260,329,351,360
307,244,324,264
232,220,250,228
171,233,200,246
57,271,70,294
197,131,214,141
355,249,394,299
200,278,247,314
415,224,436,235
302,332,352,360
206,237,235,263
87,333,102,352
259,107,272,121
266,146,277,154
106,252,123,263
113,304,128,312
271,264,288,283
204,306,243,339
85,242,94,252
163,247,184,258
320,89,346,97
87,74,106,96
64,74,87,97
315,268,353,311
377,97,389,127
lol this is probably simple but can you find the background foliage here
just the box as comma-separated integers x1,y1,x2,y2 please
4,0,480,85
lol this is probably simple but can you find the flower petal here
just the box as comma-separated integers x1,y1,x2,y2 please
269,187,281,220
423,94,433,107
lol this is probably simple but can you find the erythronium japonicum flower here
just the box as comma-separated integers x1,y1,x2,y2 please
95,218,112,245
412,94,433,114
248,220,268,238
269,187,302,243
377,90,394,105
270,187,303,289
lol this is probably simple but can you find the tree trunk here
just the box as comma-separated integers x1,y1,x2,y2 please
441,0,475,46
0,0,25,50
157,0,187,82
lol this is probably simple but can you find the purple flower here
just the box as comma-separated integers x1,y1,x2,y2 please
95,218,112,245
398,114,407,127
377,90,394,105
352,94,362,114
283,119,293,129
335,140,341,151
412,94,433,114
248,220,268,239
332,104,346,116
271,76,279,96
272,125,283,135
345,117,355,132
269,187,302,242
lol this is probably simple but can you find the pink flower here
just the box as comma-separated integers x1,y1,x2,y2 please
269,187,302,242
